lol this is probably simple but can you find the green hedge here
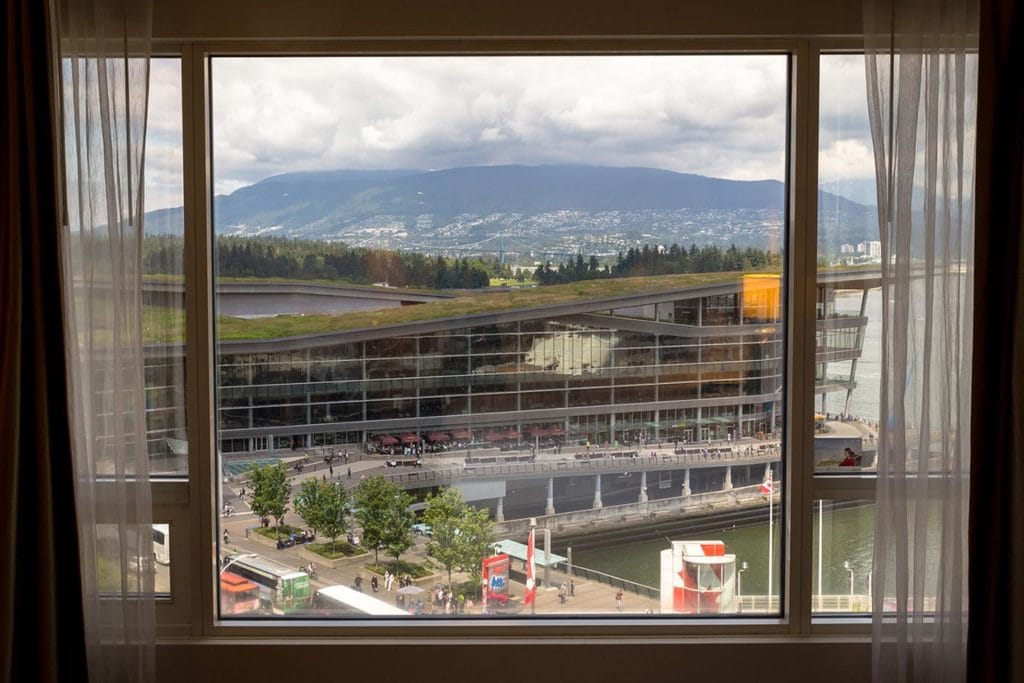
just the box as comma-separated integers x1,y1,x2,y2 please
306,540,360,559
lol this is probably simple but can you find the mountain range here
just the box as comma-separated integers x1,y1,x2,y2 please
145,165,876,256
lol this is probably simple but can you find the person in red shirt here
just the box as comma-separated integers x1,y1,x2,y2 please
839,448,858,466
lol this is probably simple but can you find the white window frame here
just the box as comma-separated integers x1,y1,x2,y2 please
148,34,879,644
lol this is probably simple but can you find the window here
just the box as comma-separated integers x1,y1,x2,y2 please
205,55,788,619
141,30,876,674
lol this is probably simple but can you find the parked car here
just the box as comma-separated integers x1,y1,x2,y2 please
410,523,432,536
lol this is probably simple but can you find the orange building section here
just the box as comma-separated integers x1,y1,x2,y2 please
742,273,782,323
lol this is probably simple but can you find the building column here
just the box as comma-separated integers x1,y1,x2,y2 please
683,468,692,496
639,470,648,503
593,473,603,509
495,496,505,523
724,464,733,491
545,477,556,515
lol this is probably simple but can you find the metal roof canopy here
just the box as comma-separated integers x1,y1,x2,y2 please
491,540,566,568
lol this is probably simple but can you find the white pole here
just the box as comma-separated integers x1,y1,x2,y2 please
817,499,823,612
767,468,773,607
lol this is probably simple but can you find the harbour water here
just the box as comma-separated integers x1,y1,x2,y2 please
574,500,875,598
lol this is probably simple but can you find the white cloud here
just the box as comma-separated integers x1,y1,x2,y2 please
208,56,799,194
142,54,876,206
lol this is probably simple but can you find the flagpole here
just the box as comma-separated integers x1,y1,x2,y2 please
767,468,773,608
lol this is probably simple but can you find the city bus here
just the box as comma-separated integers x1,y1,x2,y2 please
224,554,311,613
152,524,170,565
220,571,261,615
313,584,408,616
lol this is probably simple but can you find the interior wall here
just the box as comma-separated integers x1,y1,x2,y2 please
153,0,863,42
157,638,872,682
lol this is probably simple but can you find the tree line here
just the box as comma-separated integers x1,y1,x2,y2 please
143,235,493,289
532,243,781,285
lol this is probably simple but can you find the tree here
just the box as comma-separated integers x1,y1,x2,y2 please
423,487,495,587
294,478,349,545
352,475,415,565
246,462,291,537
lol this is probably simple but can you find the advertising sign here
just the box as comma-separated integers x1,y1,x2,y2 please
482,553,511,604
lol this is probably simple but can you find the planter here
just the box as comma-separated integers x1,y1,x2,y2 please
296,544,370,569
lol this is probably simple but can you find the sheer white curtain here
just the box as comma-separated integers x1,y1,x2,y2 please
58,0,155,680
864,0,978,680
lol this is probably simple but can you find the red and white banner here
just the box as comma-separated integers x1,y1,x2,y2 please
524,527,537,606
760,468,774,494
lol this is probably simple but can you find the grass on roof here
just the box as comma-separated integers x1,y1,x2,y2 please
216,271,762,341
142,270,774,343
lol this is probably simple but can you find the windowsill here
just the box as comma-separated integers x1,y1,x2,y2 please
156,634,871,682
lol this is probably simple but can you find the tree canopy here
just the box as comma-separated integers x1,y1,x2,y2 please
352,475,415,565
293,478,349,543
423,487,495,587
245,462,291,535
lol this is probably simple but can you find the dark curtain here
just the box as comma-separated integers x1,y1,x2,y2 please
967,0,1024,680
0,0,88,682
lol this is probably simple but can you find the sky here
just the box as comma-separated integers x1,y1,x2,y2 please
144,54,874,212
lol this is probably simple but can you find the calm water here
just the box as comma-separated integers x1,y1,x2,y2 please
573,502,875,596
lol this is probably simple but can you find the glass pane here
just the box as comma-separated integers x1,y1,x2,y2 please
815,54,880,475
810,500,873,614
211,55,787,618
143,57,188,476
96,522,172,598
153,523,172,596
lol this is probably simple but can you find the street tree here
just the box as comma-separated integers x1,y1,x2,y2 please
423,487,495,587
353,475,415,565
293,478,349,546
246,461,291,537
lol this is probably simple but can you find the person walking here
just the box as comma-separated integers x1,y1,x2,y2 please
615,589,624,612
347,467,352,479
570,579,575,597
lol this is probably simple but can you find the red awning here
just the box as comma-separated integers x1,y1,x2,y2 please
451,429,472,440
504,429,521,439
483,430,504,442
427,432,450,442
528,426,548,437
378,435,399,445
401,433,420,444
547,426,565,436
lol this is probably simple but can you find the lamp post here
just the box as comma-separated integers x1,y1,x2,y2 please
844,560,855,597
737,561,749,597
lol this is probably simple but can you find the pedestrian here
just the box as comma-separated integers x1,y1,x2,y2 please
371,576,379,592
570,579,575,597
329,465,334,477
347,467,352,479
223,529,229,544
615,589,624,612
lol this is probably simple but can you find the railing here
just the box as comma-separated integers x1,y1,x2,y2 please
380,447,781,486
568,564,660,600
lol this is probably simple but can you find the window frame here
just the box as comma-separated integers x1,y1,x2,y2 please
151,35,877,640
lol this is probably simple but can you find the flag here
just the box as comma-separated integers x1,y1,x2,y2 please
760,469,774,494
524,527,537,606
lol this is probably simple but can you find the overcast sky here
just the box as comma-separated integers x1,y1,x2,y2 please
144,54,873,212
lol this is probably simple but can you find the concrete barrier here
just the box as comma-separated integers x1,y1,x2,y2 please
494,485,772,536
